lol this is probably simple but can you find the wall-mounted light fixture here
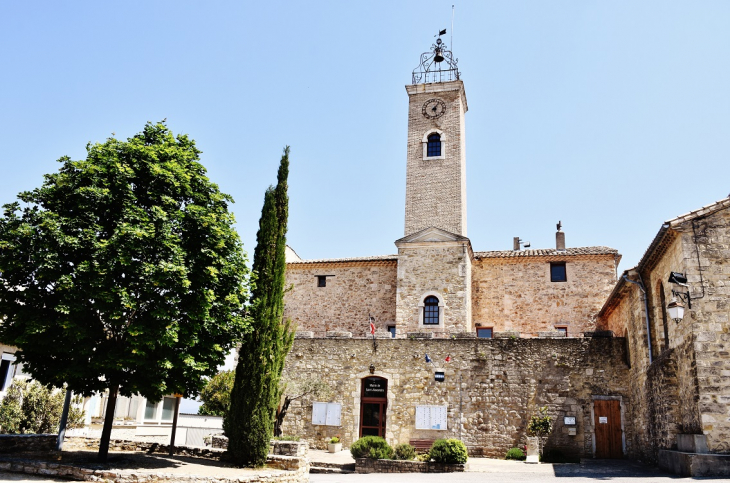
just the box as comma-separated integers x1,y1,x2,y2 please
667,297,685,323
668,272,691,322
369,364,375,374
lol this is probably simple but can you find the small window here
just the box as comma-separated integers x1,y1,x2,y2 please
387,325,396,338
161,397,176,421
0,359,11,391
550,262,567,282
317,276,327,287
427,133,441,157
144,399,157,420
477,327,493,338
555,326,568,336
423,296,440,325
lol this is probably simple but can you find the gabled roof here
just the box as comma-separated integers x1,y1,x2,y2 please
637,195,730,273
395,226,470,244
287,254,398,265
474,246,618,259
664,196,730,228
599,195,730,317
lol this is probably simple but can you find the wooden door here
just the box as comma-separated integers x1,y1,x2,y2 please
360,377,387,438
594,399,623,458
360,401,386,437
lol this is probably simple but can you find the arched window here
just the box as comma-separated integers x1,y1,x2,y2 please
423,296,440,325
427,133,441,157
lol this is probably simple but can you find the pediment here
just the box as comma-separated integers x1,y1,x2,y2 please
395,226,469,244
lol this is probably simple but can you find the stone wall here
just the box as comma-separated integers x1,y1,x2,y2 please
281,337,630,459
355,458,465,473
0,434,56,453
674,209,730,453
395,241,471,334
598,205,730,459
284,259,397,335
472,254,618,336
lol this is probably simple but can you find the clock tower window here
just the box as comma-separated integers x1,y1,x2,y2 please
422,129,445,160
426,133,441,157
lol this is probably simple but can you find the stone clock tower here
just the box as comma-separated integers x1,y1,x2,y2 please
395,35,472,334
404,79,468,237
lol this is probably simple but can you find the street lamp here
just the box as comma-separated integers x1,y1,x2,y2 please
667,297,685,323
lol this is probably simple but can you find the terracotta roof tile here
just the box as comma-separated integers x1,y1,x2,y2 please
474,246,618,259
288,254,398,265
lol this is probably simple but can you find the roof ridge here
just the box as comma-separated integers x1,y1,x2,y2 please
665,196,730,226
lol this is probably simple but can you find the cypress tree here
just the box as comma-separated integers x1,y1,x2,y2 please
225,147,294,466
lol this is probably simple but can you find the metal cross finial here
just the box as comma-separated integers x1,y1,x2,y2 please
557,221,562,231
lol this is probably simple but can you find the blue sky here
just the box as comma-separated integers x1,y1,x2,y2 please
2,1,729,409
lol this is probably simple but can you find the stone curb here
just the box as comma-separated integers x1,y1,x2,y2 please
0,456,308,483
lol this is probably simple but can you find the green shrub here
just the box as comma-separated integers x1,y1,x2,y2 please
0,380,84,434
505,447,525,460
393,443,416,460
429,439,468,464
416,452,431,462
350,436,393,460
330,436,340,444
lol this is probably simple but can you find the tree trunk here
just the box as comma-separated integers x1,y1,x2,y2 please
274,396,291,437
97,383,119,462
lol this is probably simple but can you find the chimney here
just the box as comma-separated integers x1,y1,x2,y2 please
556,221,566,250
513,237,521,251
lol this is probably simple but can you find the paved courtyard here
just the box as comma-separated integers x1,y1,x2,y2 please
311,458,725,482
3,456,728,482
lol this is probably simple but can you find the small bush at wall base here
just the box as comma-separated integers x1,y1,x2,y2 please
394,443,416,460
416,453,431,462
350,436,394,460
429,439,468,464
505,447,526,460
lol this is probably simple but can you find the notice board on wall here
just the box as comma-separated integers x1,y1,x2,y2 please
415,405,448,430
312,402,342,426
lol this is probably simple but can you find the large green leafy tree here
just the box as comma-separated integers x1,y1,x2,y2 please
225,147,294,467
198,370,235,417
0,122,249,461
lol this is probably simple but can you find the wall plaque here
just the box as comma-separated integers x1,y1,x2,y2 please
363,377,387,398
599,416,608,424
434,371,445,382
564,416,576,426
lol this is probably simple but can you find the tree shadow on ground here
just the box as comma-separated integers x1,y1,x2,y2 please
551,459,678,479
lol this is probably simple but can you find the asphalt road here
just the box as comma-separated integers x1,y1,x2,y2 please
310,459,726,483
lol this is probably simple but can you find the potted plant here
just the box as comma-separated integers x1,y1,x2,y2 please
328,436,342,453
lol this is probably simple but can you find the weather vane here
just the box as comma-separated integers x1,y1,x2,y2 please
412,29,460,84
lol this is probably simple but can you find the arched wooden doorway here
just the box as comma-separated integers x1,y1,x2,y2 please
360,376,387,438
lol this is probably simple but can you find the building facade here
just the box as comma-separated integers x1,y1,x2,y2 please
280,37,634,461
279,37,730,474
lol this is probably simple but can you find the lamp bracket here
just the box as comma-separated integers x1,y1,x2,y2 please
672,289,692,309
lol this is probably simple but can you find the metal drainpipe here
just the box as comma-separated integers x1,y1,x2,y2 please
623,274,653,363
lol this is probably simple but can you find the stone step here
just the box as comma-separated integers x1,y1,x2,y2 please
309,461,356,470
310,465,355,474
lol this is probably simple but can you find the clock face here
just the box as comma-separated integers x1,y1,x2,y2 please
422,99,446,119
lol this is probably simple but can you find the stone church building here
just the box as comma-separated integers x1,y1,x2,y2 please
280,37,729,474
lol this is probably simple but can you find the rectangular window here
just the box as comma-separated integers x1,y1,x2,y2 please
550,262,567,282
144,400,157,420
555,326,568,336
387,325,396,338
161,397,176,421
0,359,11,391
476,327,493,338
317,276,327,287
